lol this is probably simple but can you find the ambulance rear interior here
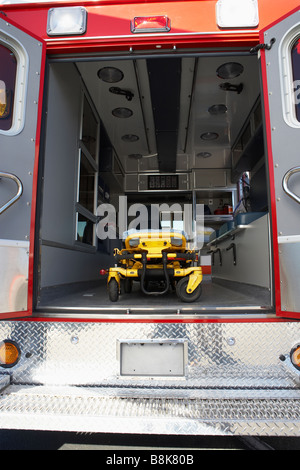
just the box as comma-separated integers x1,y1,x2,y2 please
36,51,272,315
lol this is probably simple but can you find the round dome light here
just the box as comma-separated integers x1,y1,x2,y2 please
122,134,139,142
201,132,219,141
216,62,244,79
197,152,212,158
112,108,133,118
208,104,227,115
97,67,124,83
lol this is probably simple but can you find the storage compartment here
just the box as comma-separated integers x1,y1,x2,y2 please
35,53,273,316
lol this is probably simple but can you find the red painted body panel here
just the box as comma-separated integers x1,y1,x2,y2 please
0,0,285,54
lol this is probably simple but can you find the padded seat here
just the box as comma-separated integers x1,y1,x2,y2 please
207,212,267,245
234,212,265,226
218,220,235,237
209,230,219,242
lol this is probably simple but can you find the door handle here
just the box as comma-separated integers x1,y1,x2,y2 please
282,166,300,205
0,172,23,215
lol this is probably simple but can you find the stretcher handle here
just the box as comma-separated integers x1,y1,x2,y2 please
282,167,300,205
140,251,170,296
0,172,23,215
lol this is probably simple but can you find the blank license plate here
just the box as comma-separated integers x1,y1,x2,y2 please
119,340,187,377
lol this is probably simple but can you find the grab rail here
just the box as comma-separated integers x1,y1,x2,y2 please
282,166,300,205
0,172,23,215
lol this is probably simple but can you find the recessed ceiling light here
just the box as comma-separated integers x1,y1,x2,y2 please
216,62,244,79
112,107,133,118
201,132,219,140
197,152,212,158
122,134,139,142
208,104,227,115
97,67,124,83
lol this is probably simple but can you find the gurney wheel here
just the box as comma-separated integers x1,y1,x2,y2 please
108,279,119,302
124,278,133,293
176,277,202,303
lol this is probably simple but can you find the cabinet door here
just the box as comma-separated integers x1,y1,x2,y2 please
193,169,227,188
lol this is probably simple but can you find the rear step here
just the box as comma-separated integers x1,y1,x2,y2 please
0,385,300,436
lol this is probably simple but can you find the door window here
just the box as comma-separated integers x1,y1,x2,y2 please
291,36,300,121
0,44,17,131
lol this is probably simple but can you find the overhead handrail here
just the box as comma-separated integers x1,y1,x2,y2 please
0,172,23,215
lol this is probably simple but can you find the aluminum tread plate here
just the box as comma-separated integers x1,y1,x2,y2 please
1,385,300,436
0,320,298,388
1,320,300,435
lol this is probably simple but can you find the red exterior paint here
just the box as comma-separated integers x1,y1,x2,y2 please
1,0,300,323
0,0,299,52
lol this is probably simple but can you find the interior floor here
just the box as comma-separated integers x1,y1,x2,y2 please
36,276,272,314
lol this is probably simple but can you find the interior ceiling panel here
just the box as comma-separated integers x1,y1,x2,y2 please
77,53,260,175
76,59,156,170
184,55,260,168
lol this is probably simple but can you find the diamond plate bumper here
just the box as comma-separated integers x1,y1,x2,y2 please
0,319,300,436
1,385,300,436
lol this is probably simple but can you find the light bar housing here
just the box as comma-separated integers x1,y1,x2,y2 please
131,16,171,33
216,0,259,28
47,6,87,36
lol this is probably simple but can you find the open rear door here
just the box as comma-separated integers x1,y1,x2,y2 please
261,7,300,318
0,14,45,319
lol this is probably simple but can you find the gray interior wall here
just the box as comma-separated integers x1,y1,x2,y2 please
40,63,111,288
40,245,106,287
211,214,271,288
41,62,80,246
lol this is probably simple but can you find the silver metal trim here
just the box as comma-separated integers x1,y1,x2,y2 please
0,172,23,215
45,30,259,42
282,166,300,205
35,312,276,320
